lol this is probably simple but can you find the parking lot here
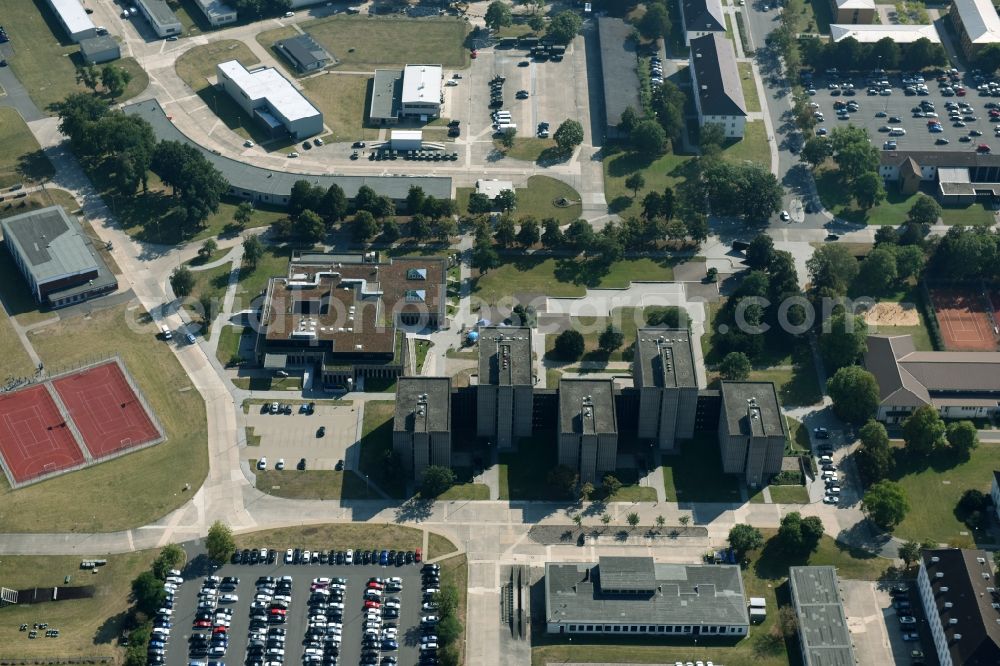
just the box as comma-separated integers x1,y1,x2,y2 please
806,69,999,153
156,550,436,666
839,579,936,666
241,403,359,471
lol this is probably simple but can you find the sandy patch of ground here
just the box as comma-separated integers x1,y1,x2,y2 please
863,302,920,327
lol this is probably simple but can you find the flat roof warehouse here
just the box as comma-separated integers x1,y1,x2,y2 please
218,60,319,123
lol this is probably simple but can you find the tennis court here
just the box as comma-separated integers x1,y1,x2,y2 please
0,385,85,486
52,360,162,459
930,287,998,351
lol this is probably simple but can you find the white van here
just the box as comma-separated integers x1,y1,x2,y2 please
494,123,517,131
888,128,906,136
160,324,173,340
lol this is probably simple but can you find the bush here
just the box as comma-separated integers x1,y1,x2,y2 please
553,329,585,361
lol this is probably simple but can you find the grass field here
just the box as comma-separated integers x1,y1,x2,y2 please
117,57,150,102
0,550,159,660
216,324,246,366
176,40,260,92
603,150,694,218
891,441,1000,547
0,303,35,379
359,400,407,498
0,107,54,188
662,435,742,503
434,481,490,500
257,16,470,71
515,175,583,224
414,339,433,373
722,121,769,166
768,484,810,503
737,62,761,112
543,307,664,363
301,74,375,142
428,533,457,559
473,256,679,304
0,303,209,532
251,464,373,500
235,245,293,305
501,137,556,162
233,523,457,555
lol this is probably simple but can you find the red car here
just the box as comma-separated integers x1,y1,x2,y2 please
367,581,383,590
364,600,381,609
213,627,227,635
194,620,211,628
978,144,992,153
415,548,422,563
270,608,287,615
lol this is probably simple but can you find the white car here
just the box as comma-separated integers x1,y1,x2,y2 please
302,549,311,562
780,210,790,221
283,11,294,17
257,457,267,470
275,459,284,470
287,152,299,158
157,608,173,616
345,549,353,565
285,548,293,564
421,643,439,651
244,140,255,148
422,615,439,625
220,593,238,603
823,494,839,504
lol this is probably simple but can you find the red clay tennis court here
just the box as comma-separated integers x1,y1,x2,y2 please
0,385,85,485
930,287,998,351
52,361,161,459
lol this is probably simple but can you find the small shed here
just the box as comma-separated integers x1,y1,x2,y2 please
390,130,422,151
79,35,121,65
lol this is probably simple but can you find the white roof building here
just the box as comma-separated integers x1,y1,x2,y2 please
952,0,1000,43
830,23,941,43
44,0,96,42
476,179,514,200
402,65,443,106
218,60,319,123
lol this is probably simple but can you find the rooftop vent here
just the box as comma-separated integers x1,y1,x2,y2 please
936,572,945,578
932,556,940,563
949,618,958,625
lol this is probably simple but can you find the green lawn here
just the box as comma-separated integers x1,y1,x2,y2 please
0,303,34,379
864,288,935,352
0,550,159,660
891,441,1000,547
473,256,680,304
737,62,761,113
251,464,374,500
233,523,456,555
258,16,470,71
359,400,407,498
604,149,694,218
245,426,261,446
301,74,378,142
816,167,994,225
768,484,810,503
544,306,671,363
722,121,770,166
725,13,734,40
434,481,490,500
0,107,54,188
502,137,557,163
662,435,742,502
188,261,233,309
0,303,208,532
117,57,150,102
786,417,811,454
415,339,433,373
514,175,582,224
175,40,259,92
216,325,247,366
802,0,834,33
235,245,294,306
428,533,457,559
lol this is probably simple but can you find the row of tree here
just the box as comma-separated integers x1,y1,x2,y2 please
800,36,947,76
76,63,133,99
484,2,583,44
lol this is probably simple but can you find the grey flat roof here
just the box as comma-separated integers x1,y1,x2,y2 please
789,567,856,666
79,35,119,56
634,328,697,389
137,0,180,28
393,377,450,434
546,559,748,627
478,327,532,387
275,33,329,71
1,206,98,284
370,69,403,121
193,0,235,19
598,556,656,591
123,100,452,201
596,17,642,128
691,32,747,117
720,381,784,438
559,378,616,435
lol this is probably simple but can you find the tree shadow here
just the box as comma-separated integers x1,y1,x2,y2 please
92,609,129,646
608,195,632,213
537,146,573,166
552,257,612,288
17,150,55,183
394,497,434,523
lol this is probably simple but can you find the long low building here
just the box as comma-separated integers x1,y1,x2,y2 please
830,23,941,43
192,0,237,27
135,0,182,38
596,17,642,139
880,149,1000,204
217,60,323,140
545,557,749,637
690,33,747,139
122,100,452,206
368,65,442,124
788,567,856,666
44,0,96,42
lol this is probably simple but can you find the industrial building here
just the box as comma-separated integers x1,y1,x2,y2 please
369,69,403,124
389,130,423,152
558,379,618,484
216,61,324,140
192,0,237,27
274,33,330,73
79,35,121,64
680,0,725,43
595,17,642,139
44,0,96,43
830,0,876,24
1,206,118,309
135,0,182,38
253,253,447,388
400,65,443,119
690,33,747,139
393,377,452,480
788,567,856,666
830,23,940,43
718,381,785,487
918,549,1000,665
633,328,698,453
545,557,749,637
950,0,1000,60
477,327,533,450
124,100,453,208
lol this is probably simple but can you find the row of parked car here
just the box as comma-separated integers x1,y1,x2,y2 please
358,576,404,664
416,564,443,666
146,569,183,664
245,575,293,666
304,576,347,665
812,428,842,504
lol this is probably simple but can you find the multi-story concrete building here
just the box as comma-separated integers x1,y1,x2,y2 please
476,327,533,450
690,33,747,139
400,65,442,119
216,61,323,140
393,377,451,480
718,381,785,487
917,548,1000,665
633,328,698,453
788,567,856,666
558,379,618,484
135,0,182,38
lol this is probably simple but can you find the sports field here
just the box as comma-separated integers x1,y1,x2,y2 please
929,286,997,351
0,385,84,485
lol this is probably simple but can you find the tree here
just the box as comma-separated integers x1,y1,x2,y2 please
547,465,578,499
638,2,670,39
701,161,782,222
655,515,666,530
957,489,988,516
52,92,110,148
152,544,186,580
800,136,833,167
206,521,236,563
499,127,517,150
898,541,921,567
862,480,910,530
352,210,380,242
819,313,868,370
700,123,726,152
381,219,401,242
625,172,645,198
871,37,901,70
432,217,457,241
853,171,887,210
406,185,426,215
856,419,893,482
827,365,879,424
719,351,752,381
233,201,254,229
242,235,264,270
511,304,537,327
131,571,167,615
902,405,946,458
598,324,624,352
907,194,941,227
554,329,585,361
436,614,463,647
778,512,823,554
564,219,594,252
601,513,611,526
494,216,516,247
728,524,764,557
542,218,564,248
746,234,775,271
946,420,979,460
631,119,668,156
516,217,540,247
421,465,457,497
76,65,100,92
546,10,582,44
198,238,218,261
553,119,584,154
484,1,513,30
472,235,500,273
678,514,690,527
467,192,492,214
618,106,640,135
808,244,859,295
294,209,326,243
892,245,925,283
320,183,349,224
580,481,594,501
855,246,898,296
495,189,517,213
101,64,131,99
627,512,640,528
528,13,546,32
170,266,195,298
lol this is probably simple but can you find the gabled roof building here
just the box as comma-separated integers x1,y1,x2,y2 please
830,0,876,24
275,33,330,72
950,0,1000,59
690,33,747,139
680,0,725,43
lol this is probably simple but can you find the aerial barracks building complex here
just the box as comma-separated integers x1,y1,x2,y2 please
557,379,618,484
393,377,452,480
718,382,786,488
476,327,533,450
690,33,748,139
633,328,698,454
